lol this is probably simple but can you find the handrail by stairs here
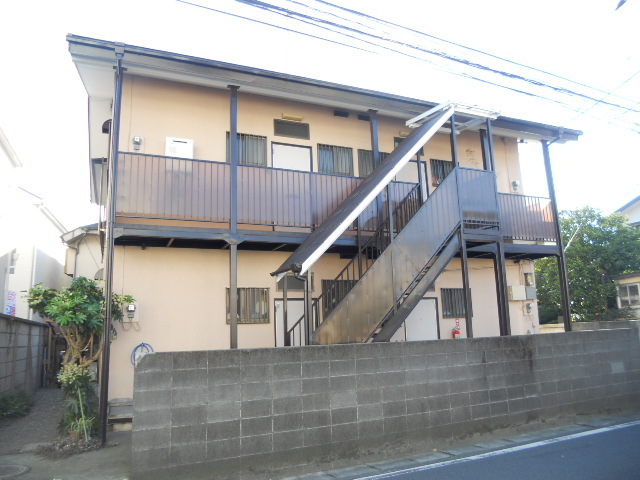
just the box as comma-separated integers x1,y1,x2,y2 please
285,183,422,345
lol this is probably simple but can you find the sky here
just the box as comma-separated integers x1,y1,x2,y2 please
1,0,639,232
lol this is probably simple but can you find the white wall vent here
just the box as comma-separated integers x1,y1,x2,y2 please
165,137,194,159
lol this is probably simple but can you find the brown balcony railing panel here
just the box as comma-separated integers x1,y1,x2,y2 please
457,168,500,230
116,152,415,232
118,153,230,222
499,193,556,242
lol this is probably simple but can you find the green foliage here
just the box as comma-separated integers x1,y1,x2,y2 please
57,364,97,437
0,391,33,418
535,207,640,322
25,277,134,367
43,277,105,334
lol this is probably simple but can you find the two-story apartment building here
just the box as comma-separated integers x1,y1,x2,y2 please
67,35,580,403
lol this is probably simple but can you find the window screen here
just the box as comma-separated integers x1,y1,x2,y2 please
318,144,354,176
430,159,454,186
441,288,467,318
357,150,389,178
226,287,270,324
274,120,310,139
226,133,268,166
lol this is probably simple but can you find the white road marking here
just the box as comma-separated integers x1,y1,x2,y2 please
356,420,640,480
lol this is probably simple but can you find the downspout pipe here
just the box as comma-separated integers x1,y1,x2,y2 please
99,42,125,446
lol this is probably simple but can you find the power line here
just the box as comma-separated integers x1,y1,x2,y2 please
177,0,640,133
239,0,640,114
308,0,640,109
176,0,376,55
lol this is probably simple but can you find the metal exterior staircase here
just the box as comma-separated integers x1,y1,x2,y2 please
308,167,499,344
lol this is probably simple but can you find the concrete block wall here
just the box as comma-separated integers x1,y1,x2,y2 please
573,320,639,331
132,328,640,480
0,314,48,396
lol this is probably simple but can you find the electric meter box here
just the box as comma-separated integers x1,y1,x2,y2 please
165,137,194,159
508,285,527,301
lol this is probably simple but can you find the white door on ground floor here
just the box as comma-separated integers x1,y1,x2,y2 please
390,298,439,342
274,299,306,347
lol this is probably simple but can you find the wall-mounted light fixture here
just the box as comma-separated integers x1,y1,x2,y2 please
133,136,143,151
512,180,520,192
281,113,303,122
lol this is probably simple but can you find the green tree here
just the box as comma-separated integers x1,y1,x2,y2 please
535,207,640,323
26,277,134,367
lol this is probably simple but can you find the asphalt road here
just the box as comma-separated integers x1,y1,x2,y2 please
358,421,640,480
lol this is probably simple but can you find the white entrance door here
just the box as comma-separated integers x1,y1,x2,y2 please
391,298,439,342
275,299,306,347
272,144,312,171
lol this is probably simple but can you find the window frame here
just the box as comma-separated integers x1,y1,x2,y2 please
317,144,354,176
441,288,467,318
226,287,270,324
617,283,640,308
226,132,268,166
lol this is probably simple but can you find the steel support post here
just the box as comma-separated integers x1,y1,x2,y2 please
416,150,426,202
542,140,571,331
480,129,491,171
450,114,459,167
99,44,125,446
494,241,511,336
369,109,385,227
229,85,240,348
356,218,363,277
460,232,474,337
485,119,497,172
305,272,314,345
283,277,289,347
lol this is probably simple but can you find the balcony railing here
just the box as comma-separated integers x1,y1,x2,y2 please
498,193,556,242
115,152,557,243
116,152,414,232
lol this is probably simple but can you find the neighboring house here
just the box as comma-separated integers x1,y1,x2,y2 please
612,196,640,318
612,273,640,319
61,224,103,281
616,195,640,231
0,129,69,320
67,35,581,402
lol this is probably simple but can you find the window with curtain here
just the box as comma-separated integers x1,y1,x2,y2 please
357,150,389,177
226,132,268,166
226,287,270,324
318,144,354,176
430,158,454,186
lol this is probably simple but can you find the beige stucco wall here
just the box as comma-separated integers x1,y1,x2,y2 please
433,258,537,339
104,244,539,399
119,75,523,192
107,246,351,400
